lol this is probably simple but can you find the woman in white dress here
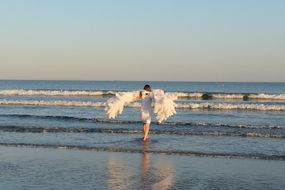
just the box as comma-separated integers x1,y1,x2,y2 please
137,84,153,141
106,84,177,141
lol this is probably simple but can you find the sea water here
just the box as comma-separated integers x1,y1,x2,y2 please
0,80,284,189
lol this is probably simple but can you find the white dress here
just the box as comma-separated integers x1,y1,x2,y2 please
141,91,153,124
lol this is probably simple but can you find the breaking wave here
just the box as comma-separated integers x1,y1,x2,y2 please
0,89,116,96
177,102,285,111
0,99,284,111
1,89,285,100
175,92,285,100
0,99,106,107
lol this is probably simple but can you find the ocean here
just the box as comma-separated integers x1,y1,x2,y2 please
0,80,284,189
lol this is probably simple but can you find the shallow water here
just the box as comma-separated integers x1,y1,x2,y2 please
0,80,284,157
0,80,284,189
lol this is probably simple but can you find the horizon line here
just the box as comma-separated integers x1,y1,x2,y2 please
0,78,284,83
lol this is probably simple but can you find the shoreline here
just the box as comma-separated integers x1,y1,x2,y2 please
1,143,285,161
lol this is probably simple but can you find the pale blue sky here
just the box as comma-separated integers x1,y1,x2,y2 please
0,0,284,82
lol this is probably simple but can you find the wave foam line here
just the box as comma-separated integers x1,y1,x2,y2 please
1,89,285,100
0,89,116,96
0,99,106,107
1,99,284,111
0,126,284,138
173,92,285,100
1,114,285,129
1,143,284,160
178,102,285,111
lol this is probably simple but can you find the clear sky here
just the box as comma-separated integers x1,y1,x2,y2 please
0,0,284,82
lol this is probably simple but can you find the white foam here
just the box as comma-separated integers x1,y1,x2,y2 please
171,92,285,100
0,100,106,107
248,93,285,100
176,102,285,111
1,89,285,100
0,99,284,111
212,94,244,99
0,89,116,96
170,92,204,98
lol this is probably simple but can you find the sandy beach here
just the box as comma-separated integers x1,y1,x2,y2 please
0,146,284,190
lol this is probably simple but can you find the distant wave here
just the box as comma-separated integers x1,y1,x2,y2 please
0,99,106,107
1,114,284,129
1,99,284,111
176,92,285,100
177,102,285,111
1,89,285,100
0,89,115,97
1,143,284,160
0,125,284,138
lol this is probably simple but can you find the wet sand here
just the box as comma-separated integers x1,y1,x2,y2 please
0,146,284,190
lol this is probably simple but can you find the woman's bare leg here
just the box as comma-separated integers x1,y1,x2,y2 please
143,123,150,141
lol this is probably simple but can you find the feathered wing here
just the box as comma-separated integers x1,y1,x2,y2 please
153,89,177,123
105,89,177,122
105,91,139,119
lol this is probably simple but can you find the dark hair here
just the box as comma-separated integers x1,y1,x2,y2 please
143,84,151,92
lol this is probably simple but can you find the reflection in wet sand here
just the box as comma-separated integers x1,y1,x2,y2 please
106,155,136,190
141,141,174,190
106,140,174,190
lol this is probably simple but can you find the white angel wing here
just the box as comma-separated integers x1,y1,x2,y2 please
153,89,177,123
105,89,177,122
105,91,139,119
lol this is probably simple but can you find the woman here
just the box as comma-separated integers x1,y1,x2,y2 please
106,84,176,141
137,84,153,141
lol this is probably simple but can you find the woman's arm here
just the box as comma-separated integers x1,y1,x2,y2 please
134,91,143,101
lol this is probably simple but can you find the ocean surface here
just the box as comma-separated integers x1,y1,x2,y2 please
0,80,284,189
